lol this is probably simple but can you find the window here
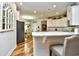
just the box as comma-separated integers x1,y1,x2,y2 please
2,3,14,31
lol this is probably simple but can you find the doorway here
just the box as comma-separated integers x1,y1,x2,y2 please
17,21,25,44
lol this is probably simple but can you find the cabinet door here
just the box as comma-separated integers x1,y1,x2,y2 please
60,18,67,27
67,6,72,21
47,18,67,27
47,20,52,27
54,18,67,27
0,3,3,30
51,19,57,27
71,5,79,25
47,20,56,27
68,5,79,25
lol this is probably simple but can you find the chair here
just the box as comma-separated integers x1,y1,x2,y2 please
51,35,79,56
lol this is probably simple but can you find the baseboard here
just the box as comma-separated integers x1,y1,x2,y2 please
7,45,16,56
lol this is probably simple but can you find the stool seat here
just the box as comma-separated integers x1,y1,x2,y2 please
51,35,79,56
51,45,63,56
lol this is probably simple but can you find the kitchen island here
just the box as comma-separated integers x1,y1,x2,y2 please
32,32,79,56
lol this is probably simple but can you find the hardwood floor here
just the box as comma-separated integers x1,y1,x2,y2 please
11,34,33,56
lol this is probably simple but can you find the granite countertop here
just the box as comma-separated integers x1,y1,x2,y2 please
32,32,79,36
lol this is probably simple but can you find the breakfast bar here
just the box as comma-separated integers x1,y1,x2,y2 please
32,32,79,56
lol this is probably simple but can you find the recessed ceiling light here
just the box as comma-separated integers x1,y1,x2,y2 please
53,5,56,8
20,2,23,5
21,15,35,19
34,10,37,14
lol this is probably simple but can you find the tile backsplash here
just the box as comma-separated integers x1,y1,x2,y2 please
47,27,74,32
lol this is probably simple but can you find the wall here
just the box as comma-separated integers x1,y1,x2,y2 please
32,19,47,32
0,3,17,56
32,20,41,32
0,31,16,56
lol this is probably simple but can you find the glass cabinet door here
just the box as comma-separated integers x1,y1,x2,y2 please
2,9,6,29
2,3,14,30
4,7,9,30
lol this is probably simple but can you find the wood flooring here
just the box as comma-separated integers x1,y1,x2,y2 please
11,34,33,56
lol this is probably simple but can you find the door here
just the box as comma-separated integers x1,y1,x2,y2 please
17,21,24,44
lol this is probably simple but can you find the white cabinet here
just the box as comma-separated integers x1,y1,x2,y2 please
0,2,15,31
67,5,79,25
0,2,3,30
47,17,67,27
47,20,54,27
59,18,67,27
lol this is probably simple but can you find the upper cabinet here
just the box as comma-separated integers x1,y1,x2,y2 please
67,5,79,25
47,17,68,27
0,2,17,31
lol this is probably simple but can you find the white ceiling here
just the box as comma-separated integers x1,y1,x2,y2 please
15,2,75,18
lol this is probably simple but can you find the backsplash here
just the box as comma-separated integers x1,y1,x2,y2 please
47,27,74,32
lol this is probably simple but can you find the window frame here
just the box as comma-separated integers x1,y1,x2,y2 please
1,3,14,32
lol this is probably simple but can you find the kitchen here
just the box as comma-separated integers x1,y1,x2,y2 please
0,2,79,56
31,3,79,56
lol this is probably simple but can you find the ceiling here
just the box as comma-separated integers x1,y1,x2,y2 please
15,2,75,18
